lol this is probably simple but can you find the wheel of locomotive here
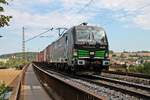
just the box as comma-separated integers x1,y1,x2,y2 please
54,63,57,69
63,63,66,71
60,63,63,70
58,63,61,70
57,64,59,70
93,65,102,74
56,63,59,70
65,64,70,72
103,66,109,71
71,65,77,74
94,68,102,74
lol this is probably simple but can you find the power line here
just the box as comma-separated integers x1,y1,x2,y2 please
77,0,94,14
63,0,94,27
25,28,53,42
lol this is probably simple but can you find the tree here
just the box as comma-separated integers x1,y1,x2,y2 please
109,50,114,54
0,0,12,28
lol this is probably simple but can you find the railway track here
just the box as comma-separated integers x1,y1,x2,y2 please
102,70,150,79
34,63,150,100
101,71,150,85
78,74,150,99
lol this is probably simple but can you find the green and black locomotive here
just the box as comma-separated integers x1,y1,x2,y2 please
37,23,110,73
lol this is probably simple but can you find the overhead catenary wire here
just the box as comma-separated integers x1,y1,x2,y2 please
25,28,53,42
77,0,94,14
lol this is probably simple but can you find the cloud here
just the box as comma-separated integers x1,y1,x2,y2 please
8,9,89,27
3,0,150,30
60,0,88,8
60,0,150,30
97,0,149,11
5,8,91,37
12,0,53,5
94,0,150,30
6,0,54,14
3,0,95,30
133,14,150,30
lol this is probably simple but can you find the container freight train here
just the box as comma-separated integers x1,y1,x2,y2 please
37,23,110,73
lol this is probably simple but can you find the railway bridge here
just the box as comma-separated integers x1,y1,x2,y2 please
6,63,150,100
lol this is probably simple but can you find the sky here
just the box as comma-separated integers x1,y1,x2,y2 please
0,0,150,55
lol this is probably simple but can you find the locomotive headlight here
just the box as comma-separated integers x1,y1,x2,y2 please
90,52,94,55
73,52,78,56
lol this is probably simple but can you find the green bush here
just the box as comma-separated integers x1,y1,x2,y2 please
143,62,150,74
0,58,30,69
0,83,7,99
128,62,150,75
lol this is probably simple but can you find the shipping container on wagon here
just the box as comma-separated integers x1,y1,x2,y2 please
43,47,47,62
37,51,44,62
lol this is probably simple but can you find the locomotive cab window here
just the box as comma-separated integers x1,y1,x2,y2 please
76,27,107,45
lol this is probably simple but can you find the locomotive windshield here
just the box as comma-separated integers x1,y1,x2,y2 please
76,27,107,45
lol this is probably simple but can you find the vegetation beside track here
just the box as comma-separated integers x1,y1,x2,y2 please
0,52,36,69
128,62,150,75
0,83,9,100
0,58,28,69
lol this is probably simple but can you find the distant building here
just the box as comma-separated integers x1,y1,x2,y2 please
0,58,9,63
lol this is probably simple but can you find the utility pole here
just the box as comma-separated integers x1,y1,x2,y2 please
22,27,25,62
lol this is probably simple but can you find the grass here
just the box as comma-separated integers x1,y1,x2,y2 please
0,69,21,86
0,69,21,100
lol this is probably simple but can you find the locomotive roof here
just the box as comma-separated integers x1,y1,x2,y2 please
75,24,105,30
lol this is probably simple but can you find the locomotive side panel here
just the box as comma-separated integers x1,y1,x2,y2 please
49,34,68,63
46,28,74,65
51,39,62,63
66,28,74,66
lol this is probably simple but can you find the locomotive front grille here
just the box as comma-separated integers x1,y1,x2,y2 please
95,51,105,58
78,50,89,58
77,50,105,59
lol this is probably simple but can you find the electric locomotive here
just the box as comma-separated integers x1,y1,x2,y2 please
38,23,110,73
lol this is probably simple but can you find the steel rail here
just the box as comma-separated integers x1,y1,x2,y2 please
92,75,150,91
78,75,150,99
102,71,150,79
